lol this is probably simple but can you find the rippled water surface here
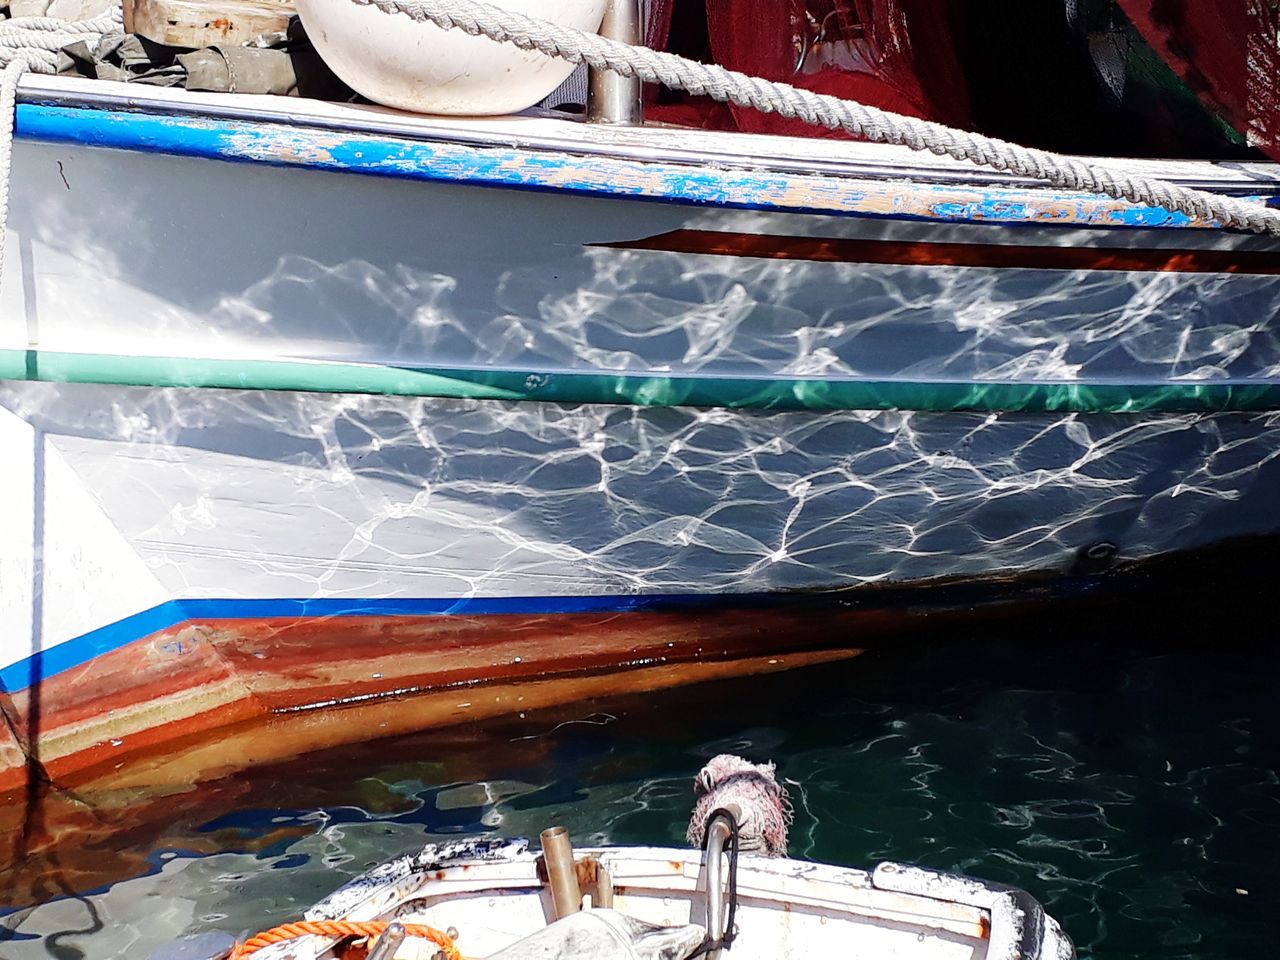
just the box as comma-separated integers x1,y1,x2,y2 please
2,588,1278,959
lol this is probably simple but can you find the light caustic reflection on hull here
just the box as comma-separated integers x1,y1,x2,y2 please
203,244,1280,383
5,382,1280,603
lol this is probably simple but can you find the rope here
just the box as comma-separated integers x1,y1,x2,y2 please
348,0,1280,237
229,919,461,959
0,5,122,73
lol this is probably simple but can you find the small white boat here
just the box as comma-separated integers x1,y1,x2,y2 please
222,757,1073,960
229,830,1074,960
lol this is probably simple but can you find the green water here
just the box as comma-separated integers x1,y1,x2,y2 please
1,594,1278,958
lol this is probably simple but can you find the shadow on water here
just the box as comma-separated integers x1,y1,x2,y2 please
1,549,1278,958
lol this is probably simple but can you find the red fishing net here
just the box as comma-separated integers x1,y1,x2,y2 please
641,1,1274,159
1116,0,1280,161
644,0,970,136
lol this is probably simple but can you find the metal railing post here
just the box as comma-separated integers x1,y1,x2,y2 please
588,0,643,124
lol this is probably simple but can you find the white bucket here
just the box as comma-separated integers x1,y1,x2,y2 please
296,0,609,115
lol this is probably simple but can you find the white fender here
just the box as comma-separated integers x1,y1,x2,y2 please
296,0,608,115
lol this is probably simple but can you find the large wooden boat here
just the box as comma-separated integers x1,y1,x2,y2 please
1,0,1278,794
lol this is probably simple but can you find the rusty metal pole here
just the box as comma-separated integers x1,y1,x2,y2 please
588,0,643,124
540,826,583,918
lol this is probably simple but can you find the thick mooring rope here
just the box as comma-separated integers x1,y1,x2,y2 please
349,0,1280,237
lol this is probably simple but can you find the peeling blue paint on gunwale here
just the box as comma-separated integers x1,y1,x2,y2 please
14,102,1257,229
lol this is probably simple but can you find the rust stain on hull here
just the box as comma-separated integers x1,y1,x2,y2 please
598,229,1280,274
0,604,898,796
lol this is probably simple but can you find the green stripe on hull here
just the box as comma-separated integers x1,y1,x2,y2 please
3,349,1279,414
0,351,522,402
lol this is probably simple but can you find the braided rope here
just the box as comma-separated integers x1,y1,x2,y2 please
347,0,1280,236
229,919,461,959
0,5,122,72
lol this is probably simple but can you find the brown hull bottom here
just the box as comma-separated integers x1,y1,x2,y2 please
0,575,1060,801
0,602,902,801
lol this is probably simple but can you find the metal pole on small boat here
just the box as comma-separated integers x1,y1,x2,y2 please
540,826,584,918
588,0,643,124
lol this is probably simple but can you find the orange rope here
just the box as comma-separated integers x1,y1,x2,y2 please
229,919,460,960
